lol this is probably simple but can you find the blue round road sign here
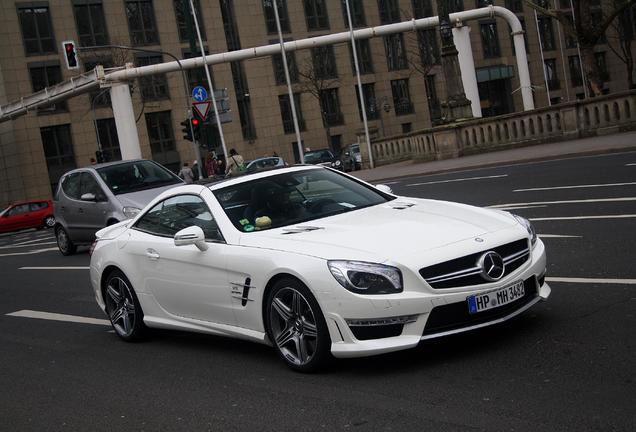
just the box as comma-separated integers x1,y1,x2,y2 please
192,86,208,102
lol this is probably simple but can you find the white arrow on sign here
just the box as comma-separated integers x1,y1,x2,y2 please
192,101,211,120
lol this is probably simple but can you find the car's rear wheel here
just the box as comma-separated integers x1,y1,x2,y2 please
104,270,145,341
55,226,77,256
43,216,55,228
265,278,331,372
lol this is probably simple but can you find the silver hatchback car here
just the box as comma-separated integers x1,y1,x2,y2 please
53,159,184,255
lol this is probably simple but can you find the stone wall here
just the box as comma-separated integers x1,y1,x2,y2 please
365,91,636,167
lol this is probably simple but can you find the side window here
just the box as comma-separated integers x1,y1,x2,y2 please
61,172,81,200
30,202,47,211
8,204,30,216
80,172,106,200
135,194,223,242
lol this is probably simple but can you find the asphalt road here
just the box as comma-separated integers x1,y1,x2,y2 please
1,151,635,431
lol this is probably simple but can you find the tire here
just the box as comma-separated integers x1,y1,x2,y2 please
44,216,55,229
103,269,146,341
265,278,331,372
55,226,77,256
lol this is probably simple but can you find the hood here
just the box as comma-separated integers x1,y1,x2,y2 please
239,198,523,264
115,184,181,209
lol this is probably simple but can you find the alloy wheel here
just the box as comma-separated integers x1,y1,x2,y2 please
269,287,319,366
56,228,69,252
105,277,137,338
44,216,55,228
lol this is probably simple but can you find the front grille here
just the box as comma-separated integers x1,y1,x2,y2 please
419,239,529,289
422,276,538,336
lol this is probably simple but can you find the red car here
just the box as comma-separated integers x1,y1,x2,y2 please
0,200,55,234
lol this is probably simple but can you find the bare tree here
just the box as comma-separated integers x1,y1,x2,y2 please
525,0,636,96
607,8,636,89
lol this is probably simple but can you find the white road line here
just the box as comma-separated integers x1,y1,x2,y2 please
0,241,56,250
6,310,110,326
546,277,636,285
626,163,636,166
19,266,89,270
538,234,582,238
488,197,636,208
0,247,58,257
407,174,508,187
530,214,636,221
493,205,548,211
514,182,636,192
381,181,401,185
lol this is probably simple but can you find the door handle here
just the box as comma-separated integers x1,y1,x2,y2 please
145,249,160,260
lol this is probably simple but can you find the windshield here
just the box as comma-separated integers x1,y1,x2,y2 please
97,160,181,195
303,150,332,164
213,168,394,232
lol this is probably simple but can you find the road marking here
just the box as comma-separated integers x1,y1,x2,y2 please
381,181,401,185
19,266,89,270
538,234,582,238
0,247,58,257
0,241,56,250
494,205,548,211
407,174,508,187
514,181,636,192
546,277,636,285
530,214,636,221
6,310,110,326
489,197,636,209
626,163,636,166
12,237,55,246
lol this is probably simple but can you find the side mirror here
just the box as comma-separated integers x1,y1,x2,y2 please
80,193,96,201
375,184,393,195
174,226,208,251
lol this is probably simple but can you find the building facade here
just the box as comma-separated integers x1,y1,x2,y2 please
1,0,635,206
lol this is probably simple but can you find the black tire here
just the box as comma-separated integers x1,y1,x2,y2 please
103,269,146,341
265,278,331,372
55,226,77,256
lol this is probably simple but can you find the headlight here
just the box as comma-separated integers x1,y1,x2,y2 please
327,261,403,294
513,214,537,246
122,206,141,219
332,160,342,167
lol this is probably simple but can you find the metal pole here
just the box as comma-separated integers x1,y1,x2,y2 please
534,10,552,106
554,0,570,102
272,0,304,164
345,0,373,169
110,82,142,160
189,0,229,162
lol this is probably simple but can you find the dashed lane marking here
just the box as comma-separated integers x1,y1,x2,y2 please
530,214,636,221
626,163,636,166
514,182,636,192
538,234,582,238
488,197,636,209
19,266,89,270
546,277,636,285
6,310,110,326
406,174,508,187
0,241,56,250
493,205,548,211
0,247,58,257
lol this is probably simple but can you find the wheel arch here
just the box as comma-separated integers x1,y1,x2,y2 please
261,272,306,334
100,265,125,300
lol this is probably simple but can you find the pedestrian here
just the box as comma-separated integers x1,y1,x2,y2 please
216,155,226,176
205,152,217,177
226,148,246,176
178,162,194,184
192,159,200,182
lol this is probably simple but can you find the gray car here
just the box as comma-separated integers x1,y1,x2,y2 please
53,159,184,255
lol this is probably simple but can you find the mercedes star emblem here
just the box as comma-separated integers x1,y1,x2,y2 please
477,251,505,281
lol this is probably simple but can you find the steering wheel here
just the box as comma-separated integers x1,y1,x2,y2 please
305,198,338,213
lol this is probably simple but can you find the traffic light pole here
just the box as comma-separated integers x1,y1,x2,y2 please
110,82,142,160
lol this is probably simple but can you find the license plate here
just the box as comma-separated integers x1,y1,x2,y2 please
467,280,525,314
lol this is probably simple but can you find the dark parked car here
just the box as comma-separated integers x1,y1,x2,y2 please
303,149,343,171
0,200,55,234
53,159,184,255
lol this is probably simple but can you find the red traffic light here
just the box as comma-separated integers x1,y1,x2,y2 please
62,40,79,70
191,118,200,126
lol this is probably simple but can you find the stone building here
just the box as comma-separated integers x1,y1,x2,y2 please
0,0,634,205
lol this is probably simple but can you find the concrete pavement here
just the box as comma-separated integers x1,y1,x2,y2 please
351,130,636,182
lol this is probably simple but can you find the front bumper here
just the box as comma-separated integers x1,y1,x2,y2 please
325,239,550,358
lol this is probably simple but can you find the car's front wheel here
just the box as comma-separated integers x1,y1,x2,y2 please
104,270,145,341
265,278,331,372
55,226,77,255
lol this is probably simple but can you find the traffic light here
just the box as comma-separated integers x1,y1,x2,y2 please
95,150,104,163
181,119,193,142
191,118,201,141
62,41,79,70
181,118,201,142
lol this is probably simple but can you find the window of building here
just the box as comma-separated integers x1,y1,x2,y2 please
319,88,344,126
412,0,433,18
41,124,76,193
279,93,305,134
402,123,412,133
145,111,179,172
476,0,492,7
136,54,169,101
544,58,560,90
232,61,257,140
342,0,365,28
378,0,400,24
595,51,609,81
270,39,298,85
449,0,464,12
391,79,414,116
568,55,583,87
425,74,442,123
312,45,338,79
263,0,290,34
480,21,501,58
537,17,556,51
505,0,523,12
174,0,205,42
304,0,329,31
17,5,56,55
618,7,635,41
125,0,159,46
355,83,380,121
220,0,241,51
384,33,408,71
96,118,122,162
73,1,108,47
183,50,215,93
418,29,440,65
349,39,374,75
29,62,67,113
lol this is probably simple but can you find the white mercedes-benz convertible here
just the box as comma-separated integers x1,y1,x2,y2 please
90,166,550,371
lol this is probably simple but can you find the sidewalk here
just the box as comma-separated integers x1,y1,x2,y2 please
351,131,636,183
